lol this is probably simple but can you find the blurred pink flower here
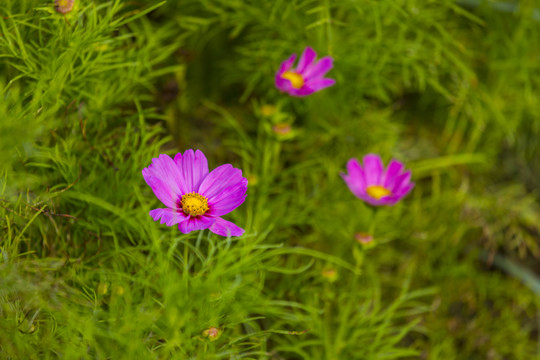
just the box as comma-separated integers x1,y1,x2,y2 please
202,326,222,341
142,150,247,236
355,232,374,245
55,0,74,14
275,47,335,97
342,154,414,206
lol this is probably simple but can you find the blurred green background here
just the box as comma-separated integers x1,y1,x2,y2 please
0,0,539,358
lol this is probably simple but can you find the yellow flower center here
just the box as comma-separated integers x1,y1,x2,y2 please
366,185,392,200
281,71,304,89
180,192,209,216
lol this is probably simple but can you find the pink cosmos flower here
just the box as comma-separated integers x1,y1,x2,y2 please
275,47,335,97
341,154,414,206
142,150,247,236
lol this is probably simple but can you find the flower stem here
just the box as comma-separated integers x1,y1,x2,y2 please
368,207,380,235
183,240,189,290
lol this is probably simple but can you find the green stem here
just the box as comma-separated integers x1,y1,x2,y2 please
183,240,189,290
367,207,380,235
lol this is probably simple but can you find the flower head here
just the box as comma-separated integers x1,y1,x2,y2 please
321,268,338,282
55,0,74,14
202,326,222,341
275,47,335,97
272,123,292,136
342,154,414,206
355,232,374,245
142,150,247,236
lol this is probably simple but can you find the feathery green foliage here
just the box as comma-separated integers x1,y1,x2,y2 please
1,0,539,359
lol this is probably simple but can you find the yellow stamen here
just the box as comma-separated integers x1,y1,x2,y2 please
366,185,391,200
181,192,209,216
281,71,304,89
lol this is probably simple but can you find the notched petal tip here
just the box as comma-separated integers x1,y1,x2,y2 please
209,217,244,237
277,53,297,75
362,153,382,163
194,149,206,159
398,182,415,197
304,56,334,80
297,47,318,72
199,163,245,200
346,157,361,169
149,208,187,227
362,154,384,183
142,167,149,178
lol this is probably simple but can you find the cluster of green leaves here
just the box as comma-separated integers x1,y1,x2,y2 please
1,0,539,359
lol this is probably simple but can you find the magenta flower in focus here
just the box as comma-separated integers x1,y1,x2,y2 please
275,47,335,97
142,150,247,236
341,154,414,206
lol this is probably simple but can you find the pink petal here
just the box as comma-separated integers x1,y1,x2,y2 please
341,158,367,198
383,160,404,189
149,208,188,226
287,86,316,97
142,154,185,207
391,171,412,194
362,192,394,207
363,196,384,206
142,176,176,208
379,184,414,206
346,158,364,181
207,180,248,216
378,198,398,206
198,164,245,200
301,78,335,93
304,56,333,80
396,182,415,198
178,216,216,234
297,47,317,73
174,149,209,193
362,154,384,185
286,78,336,97
209,217,244,237
276,54,297,76
275,75,293,93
